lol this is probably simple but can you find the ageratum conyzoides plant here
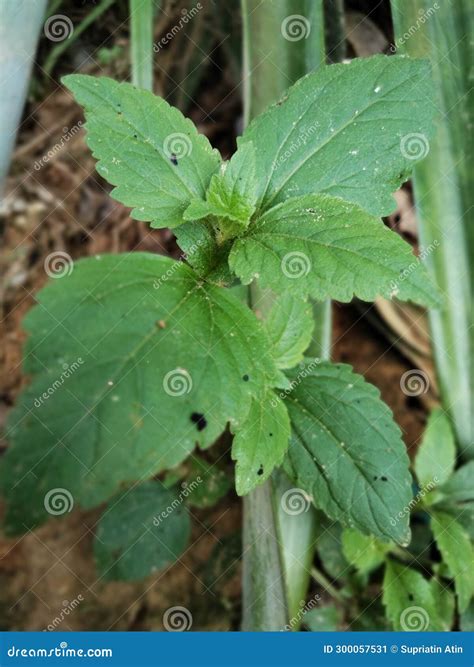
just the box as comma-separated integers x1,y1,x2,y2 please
2,55,439,581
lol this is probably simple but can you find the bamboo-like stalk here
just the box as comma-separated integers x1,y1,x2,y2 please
241,0,326,630
130,0,154,91
0,0,48,195
391,0,473,459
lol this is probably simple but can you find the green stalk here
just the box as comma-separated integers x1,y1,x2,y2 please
130,0,154,91
241,0,326,630
391,0,473,459
323,0,345,63
0,0,47,194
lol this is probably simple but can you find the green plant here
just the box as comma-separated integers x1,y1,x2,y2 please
340,409,474,631
390,0,473,460
2,55,440,619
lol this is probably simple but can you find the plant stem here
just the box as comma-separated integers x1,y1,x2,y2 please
311,566,345,604
241,0,327,630
130,0,154,91
242,0,307,123
390,0,473,459
323,0,345,63
242,480,288,630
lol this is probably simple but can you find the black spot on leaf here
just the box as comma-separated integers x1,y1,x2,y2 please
242,374,249,382
190,412,207,431
170,153,178,166
257,465,264,476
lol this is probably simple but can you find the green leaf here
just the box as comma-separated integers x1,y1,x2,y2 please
414,409,456,489
430,578,455,631
304,605,342,631
430,511,474,612
460,600,474,631
62,74,221,228
284,360,413,544
382,561,443,631
240,55,434,217
341,528,390,574
184,142,257,242
264,294,314,369
447,502,474,540
183,455,232,509
315,518,348,580
94,481,190,581
229,194,438,307
231,388,291,496
174,221,233,284
438,461,474,503
2,253,279,533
